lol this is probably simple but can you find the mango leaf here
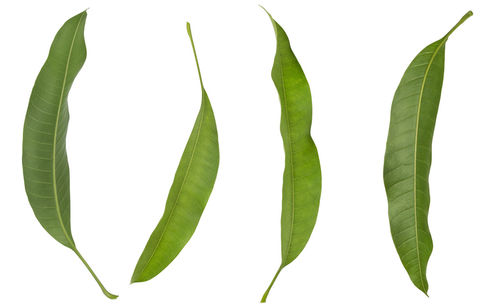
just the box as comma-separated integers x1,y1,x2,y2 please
260,7,322,303
383,11,472,295
131,22,219,283
22,11,117,299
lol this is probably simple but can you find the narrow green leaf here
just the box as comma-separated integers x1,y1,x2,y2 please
22,11,117,299
260,7,322,303
383,11,472,295
131,23,219,283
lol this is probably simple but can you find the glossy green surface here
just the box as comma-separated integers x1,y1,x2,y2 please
383,11,472,295
131,23,219,283
261,8,322,303
22,11,117,299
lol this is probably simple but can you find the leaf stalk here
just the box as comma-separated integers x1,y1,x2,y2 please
443,10,473,40
260,265,283,303
186,22,204,88
74,249,118,299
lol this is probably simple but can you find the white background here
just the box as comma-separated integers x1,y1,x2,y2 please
0,0,498,307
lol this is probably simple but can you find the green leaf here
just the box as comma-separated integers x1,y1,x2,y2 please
131,22,219,283
22,11,117,299
383,11,472,295
260,7,322,303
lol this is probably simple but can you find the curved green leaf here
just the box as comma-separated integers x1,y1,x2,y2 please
22,11,117,299
260,7,322,303
131,22,219,283
383,11,472,295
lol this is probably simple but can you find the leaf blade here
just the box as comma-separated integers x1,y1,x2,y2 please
261,7,322,302
383,11,472,295
22,10,117,299
131,23,219,283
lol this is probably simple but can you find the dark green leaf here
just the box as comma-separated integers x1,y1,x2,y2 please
383,11,472,295
22,10,117,299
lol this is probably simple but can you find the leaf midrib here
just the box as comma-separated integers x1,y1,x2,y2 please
413,38,446,289
52,14,85,249
276,43,295,266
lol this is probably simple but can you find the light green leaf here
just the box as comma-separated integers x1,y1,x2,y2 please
260,7,322,303
131,22,219,283
383,11,472,295
22,11,117,299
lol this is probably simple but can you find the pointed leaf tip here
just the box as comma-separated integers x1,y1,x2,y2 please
259,5,273,20
259,5,270,15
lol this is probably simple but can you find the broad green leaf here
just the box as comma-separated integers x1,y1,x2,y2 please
383,11,472,295
22,11,117,299
260,7,322,303
131,23,219,283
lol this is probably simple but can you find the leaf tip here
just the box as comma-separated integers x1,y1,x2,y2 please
414,280,429,297
130,272,144,284
422,284,429,297
130,266,155,285
80,8,89,17
420,288,429,297
259,5,272,19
